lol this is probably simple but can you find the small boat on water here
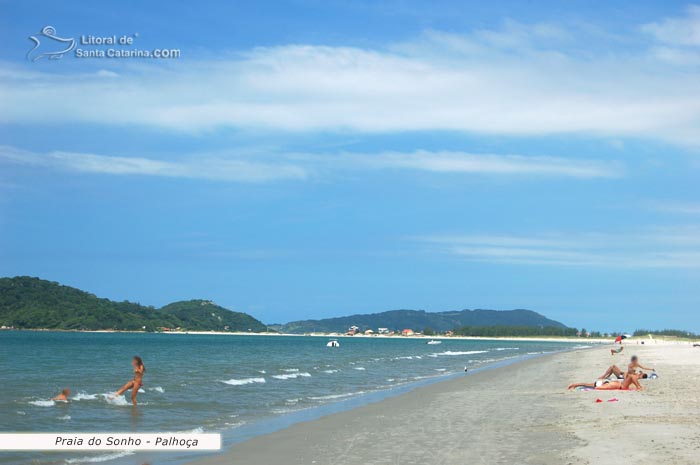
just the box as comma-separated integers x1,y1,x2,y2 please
326,339,340,348
427,340,442,345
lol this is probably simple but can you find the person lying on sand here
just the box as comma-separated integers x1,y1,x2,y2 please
113,356,145,405
599,364,625,379
610,346,624,355
594,373,644,391
568,372,644,391
568,372,648,389
52,388,70,402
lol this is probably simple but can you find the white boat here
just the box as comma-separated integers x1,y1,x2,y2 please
427,340,442,345
326,340,340,348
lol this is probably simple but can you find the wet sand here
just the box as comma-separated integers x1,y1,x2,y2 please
189,342,700,465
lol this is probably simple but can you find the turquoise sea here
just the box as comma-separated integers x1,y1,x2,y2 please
0,331,585,465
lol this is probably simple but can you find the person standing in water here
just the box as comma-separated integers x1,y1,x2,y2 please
115,356,145,405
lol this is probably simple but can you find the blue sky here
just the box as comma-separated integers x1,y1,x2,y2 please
1,1,699,332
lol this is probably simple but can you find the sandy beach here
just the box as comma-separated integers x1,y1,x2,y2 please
189,341,700,465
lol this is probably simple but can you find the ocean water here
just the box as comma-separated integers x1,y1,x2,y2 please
0,331,583,465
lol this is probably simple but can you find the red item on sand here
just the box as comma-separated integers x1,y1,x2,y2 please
595,398,603,403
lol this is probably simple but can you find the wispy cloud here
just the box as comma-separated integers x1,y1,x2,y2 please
0,147,308,183
414,227,700,268
1,9,700,145
647,200,700,215
0,146,621,182
641,5,700,46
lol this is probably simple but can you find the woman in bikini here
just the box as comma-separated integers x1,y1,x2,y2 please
115,356,146,405
568,372,644,391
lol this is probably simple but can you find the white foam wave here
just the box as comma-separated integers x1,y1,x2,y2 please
100,394,129,406
272,372,311,380
280,368,299,372
322,369,339,374
65,451,135,464
221,377,266,386
225,420,246,428
431,350,489,356
58,415,71,421
29,400,54,407
494,347,520,351
309,391,365,400
181,427,204,434
434,368,447,372
148,386,165,393
353,367,366,371
73,392,98,401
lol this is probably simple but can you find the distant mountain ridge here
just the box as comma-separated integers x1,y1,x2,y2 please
278,308,568,334
0,276,267,332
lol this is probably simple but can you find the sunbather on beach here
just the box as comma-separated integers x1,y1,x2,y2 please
628,355,654,376
595,373,644,391
52,388,70,401
568,373,644,391
114,356,145,405
599,364,625,379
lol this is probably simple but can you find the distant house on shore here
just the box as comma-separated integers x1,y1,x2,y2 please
402,328,415,336
377,328,389,334
364,329,374,335
347,325,359,336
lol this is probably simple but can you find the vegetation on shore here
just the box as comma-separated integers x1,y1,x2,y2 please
2,277,694,338
634,329,698,338
452,325,579,338
278,308,568,334
0,277,268,332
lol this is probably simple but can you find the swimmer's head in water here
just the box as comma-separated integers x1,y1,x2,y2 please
62,388,71,396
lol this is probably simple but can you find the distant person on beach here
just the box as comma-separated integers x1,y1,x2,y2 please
114,356,145,405
52,388,70,402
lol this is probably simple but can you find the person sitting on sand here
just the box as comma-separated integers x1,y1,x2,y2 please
610,346,624,355
628,355,654,376
114,356,145,405
52,388,70,402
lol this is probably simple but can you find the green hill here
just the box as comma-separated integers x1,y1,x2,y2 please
0,276,267,332
279,308,569,334
159,300,267,332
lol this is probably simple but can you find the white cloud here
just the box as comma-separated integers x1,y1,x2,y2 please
641,5,700,46
0,146,620,182
1,11,699,145
647,200,700,214
415,227,700,268
0,146,308,183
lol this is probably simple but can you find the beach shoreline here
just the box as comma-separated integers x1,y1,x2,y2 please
5,328,698,346
185,342,700,465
